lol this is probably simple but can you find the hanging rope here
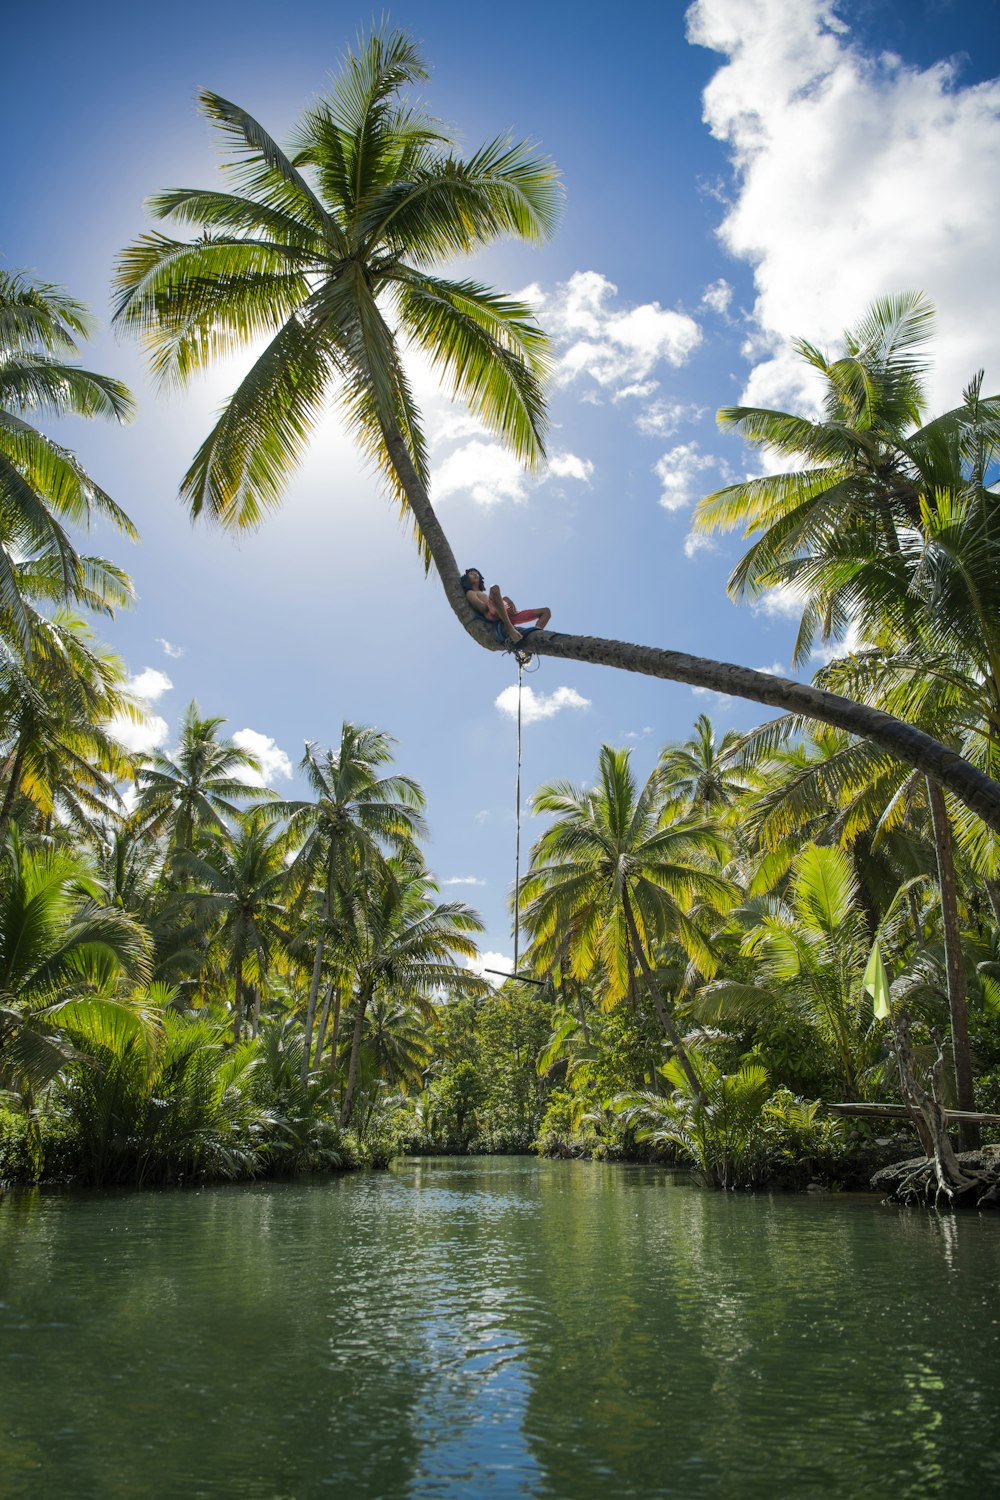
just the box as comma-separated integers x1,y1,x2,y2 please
513,656,523,976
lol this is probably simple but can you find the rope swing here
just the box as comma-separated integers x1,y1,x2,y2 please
483,651,546,989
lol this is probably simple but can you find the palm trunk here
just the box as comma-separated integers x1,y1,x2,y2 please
340,982,372,1125
313,982,334,1072
379,418,1000,836
926,778,978,1147
233,952,245,1045
300,929,326,1084
620,889,702,1099
0,738,27,843
328,986,343,1106
251,984,261,1039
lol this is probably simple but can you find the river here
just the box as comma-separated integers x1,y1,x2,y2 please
2,1157,999,1498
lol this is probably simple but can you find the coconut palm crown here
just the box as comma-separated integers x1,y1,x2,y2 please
112,26,560,560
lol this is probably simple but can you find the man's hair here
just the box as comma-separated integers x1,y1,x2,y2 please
460,568,483,592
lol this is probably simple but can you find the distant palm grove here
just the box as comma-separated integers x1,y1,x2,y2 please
3,30,1000,1203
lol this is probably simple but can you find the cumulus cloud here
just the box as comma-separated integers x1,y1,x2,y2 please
107,666,173,755
232,728,293,788
495,684,591,723
433,438,593,507
700,278,734,316
548,271,702,391
441,875,488,887
156,638,184,659
683,530,715,558
548,452,595,482
750,581,808,619
688,0,1000,413
636,399,704,437
654,443,717,512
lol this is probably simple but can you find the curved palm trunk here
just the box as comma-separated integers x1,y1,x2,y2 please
340,981,373,1125
620,889,702,1099
926,778,978,1147
380,421,1000,837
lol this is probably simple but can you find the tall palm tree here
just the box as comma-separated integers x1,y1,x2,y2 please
660,713,747,813
112,37,1000,833
276,725,427,1079
519,745,735,1096
0,270,136,648
134,700,266,854
338,856,484,1124
177,814,291,1042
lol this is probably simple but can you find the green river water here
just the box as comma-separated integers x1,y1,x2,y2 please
2,1157,999,1499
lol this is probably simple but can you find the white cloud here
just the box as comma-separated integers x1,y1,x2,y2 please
232,728,293,788
545,271,702,392
688,0,1000,414
613,380,660,402
110,712,169,755
156,638,184,659
128,667,173,702
654,443,717,512
433,438,593,507
548,451,595,482
636,399,704,437
751,581,807,619
755,661,785,677
495,684,591,723
700,278,734,315
683,530,714,558
441,875,488,887
467,951,515,987
107,666,174,755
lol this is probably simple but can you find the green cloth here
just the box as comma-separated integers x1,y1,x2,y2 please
863,939,891,1020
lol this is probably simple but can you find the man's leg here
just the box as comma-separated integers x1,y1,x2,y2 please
489,585,522,643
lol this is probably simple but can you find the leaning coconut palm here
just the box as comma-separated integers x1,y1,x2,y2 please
0,270,136,648
113,37,1000,834
520,745,735,1097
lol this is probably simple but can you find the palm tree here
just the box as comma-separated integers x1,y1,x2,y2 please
360,992,436,1095
112,37,1000,834
177,814,290,1042
520,745,735,1096
692,297,1000,1124
0,613,137,841
0,829,152,1094
338,856,484,1124
0,270,137,648
134,700,267,854
660,714,747,812
276,725,427,1080
694,844,883,1101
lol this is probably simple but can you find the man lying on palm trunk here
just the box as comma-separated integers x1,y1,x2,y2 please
461,568,552,646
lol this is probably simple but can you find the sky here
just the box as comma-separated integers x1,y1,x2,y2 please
4,0,1000,972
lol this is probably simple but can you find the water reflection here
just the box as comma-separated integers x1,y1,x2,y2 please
1,1161,999,1498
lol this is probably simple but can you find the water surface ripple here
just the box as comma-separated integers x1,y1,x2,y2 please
2,1157,999,1498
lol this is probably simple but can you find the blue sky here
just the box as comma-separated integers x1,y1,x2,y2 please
4,0,1000,970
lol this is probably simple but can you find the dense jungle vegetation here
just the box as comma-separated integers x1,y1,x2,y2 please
3,31,1000,1199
